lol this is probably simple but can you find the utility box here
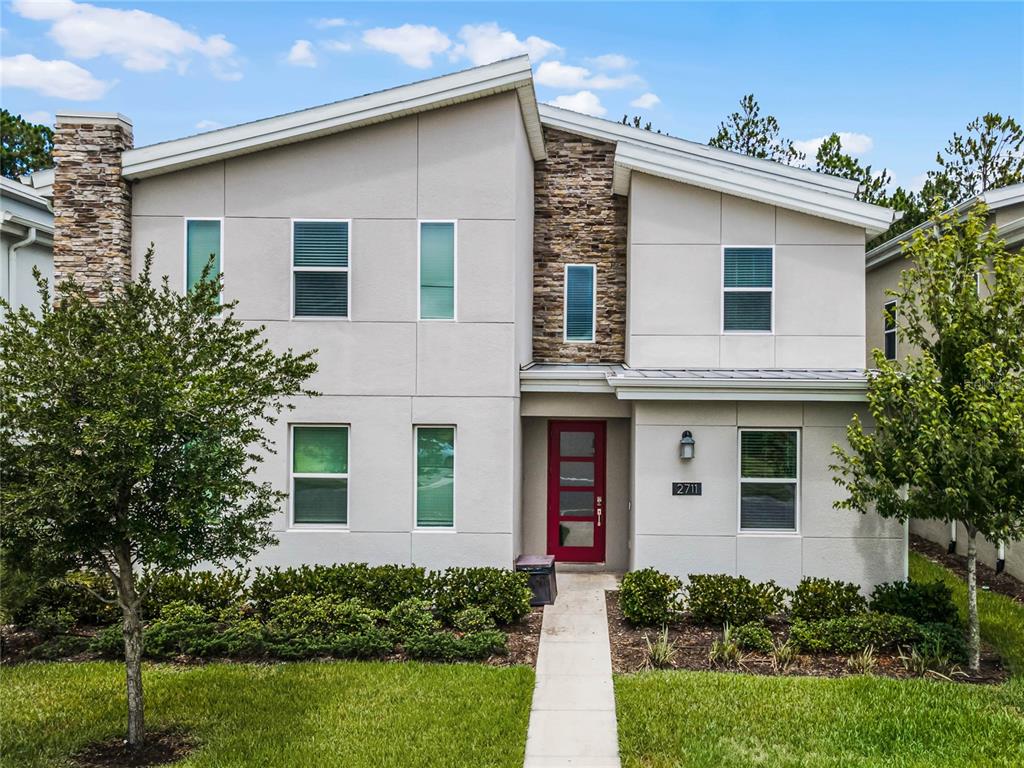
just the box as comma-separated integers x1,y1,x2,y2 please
515,554,557,606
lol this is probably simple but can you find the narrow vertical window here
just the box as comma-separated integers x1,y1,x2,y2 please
883,300,897,360
723,247,773,332
291,425,349,525
293,220,349,317
739,430,798,532
416,426,455,528
564,264,596,342
420,222,455,320
186,219,221,292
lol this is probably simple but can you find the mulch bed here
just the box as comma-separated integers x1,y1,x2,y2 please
71,728,195,768
911,534,1024,604
491,606,543,667
605,591,1007,684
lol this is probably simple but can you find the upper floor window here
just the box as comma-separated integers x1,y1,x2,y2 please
293,220,349,318
420,221,456,320
185,219,221,294
291,425,349,526
564,264,596,343
739,429,798,532
883,300,897,360
723,247,773,333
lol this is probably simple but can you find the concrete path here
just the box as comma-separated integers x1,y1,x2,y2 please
524,573,621,768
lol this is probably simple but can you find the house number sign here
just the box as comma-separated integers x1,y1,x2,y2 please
672,482,702,496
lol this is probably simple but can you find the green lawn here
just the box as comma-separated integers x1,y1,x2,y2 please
615,552,1024,768
0,661,534,768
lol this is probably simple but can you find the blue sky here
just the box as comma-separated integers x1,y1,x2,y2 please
2,1,1022,190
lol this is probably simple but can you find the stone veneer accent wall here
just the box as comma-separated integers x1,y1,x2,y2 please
533,128,627,363
52,113,134,302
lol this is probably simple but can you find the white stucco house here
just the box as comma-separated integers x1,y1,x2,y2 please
50,56,908,590
2,171,54,312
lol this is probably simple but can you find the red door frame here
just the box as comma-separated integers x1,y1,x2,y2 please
547,420,606,563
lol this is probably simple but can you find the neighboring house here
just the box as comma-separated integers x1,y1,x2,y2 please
50,56,905,590
1,172,54,313
865,182,1024,581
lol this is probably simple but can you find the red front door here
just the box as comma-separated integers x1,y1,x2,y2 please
547,421,606,563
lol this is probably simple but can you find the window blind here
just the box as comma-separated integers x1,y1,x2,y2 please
740,430,797,531
724,247,772,332
293,221,348,317
724,247,772,288
420,223,455,319
416,427,455,527
186,220,221,292
565,265,595,342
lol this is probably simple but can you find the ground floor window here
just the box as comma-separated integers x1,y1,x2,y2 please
739,429,798,532
291,425,349,525
416,426,455,528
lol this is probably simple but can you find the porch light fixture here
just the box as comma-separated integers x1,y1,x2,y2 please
679,430,696,460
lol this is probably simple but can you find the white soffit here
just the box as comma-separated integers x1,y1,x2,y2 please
123,56,545,179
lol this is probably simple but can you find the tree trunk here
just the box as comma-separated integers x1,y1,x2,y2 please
111,544,145,749
965,525,980,672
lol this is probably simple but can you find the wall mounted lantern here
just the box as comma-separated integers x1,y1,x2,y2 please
679,430,696,460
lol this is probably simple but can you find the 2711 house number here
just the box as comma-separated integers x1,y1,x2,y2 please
672,482,702,496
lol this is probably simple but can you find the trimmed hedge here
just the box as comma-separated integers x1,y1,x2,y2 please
687,574,788,626
431,568,531,627
732,622,774,653
250,564,431,617
619,569,682,626
790,613,922,654
790,578,866,621
870,580,959,626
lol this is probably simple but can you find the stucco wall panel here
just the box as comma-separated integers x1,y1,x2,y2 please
133,162,225,217
802,536,904,593
223,217,291,320
250,532,414,568
634,535,737,578
628,244,720,336
412,532,513,570
458,219,516,322
737,536,803,587
720,335,773,367
349,218,418,322
775,244,864,337
629,335,720,368
722,193,775,244
776,208,864,245
630,174,721,244
416,322,516,397
132,216,183,284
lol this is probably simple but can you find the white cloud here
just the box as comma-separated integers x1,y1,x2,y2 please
794,131,875,158
11,0,242,80
630,92,660,109
23,110,54,125
0,53,111,99
286,39,317,68
362,24,450,68
587,53,633,70
452,23,561,66
547,90,606,117
322,40,352,53
195,119,223,131
535,60,641,90
315,18,352,29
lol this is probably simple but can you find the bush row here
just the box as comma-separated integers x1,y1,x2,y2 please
10,563,532,633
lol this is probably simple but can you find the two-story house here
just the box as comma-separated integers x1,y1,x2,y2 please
50,56,904,590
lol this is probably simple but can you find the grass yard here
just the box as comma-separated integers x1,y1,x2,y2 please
615,552,1024,768
0,661,534,768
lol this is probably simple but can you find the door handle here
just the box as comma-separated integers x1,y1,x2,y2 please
596,496,603,527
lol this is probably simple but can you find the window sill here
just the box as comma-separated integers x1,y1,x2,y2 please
737,530,799,536
287,525,350,532
413,527,457,533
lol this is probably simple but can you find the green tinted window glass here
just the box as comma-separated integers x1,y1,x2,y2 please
741,431,797,478
293,478,348,524
186,220,221,292
416,427,454,527
420,223,455,319
293,426,348,474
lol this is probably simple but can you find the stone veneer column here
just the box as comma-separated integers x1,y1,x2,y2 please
533,128,627,363
52,112,134,302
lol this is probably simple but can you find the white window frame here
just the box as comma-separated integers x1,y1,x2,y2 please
413,424,457,532
290,218,352,321
289,423,350,530
417,220,458,322
737,428,800,535
562,263,597,343
883,300,897,361
183,217,224,301
721,245,775,335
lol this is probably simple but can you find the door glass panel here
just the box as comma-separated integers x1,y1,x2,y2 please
560,431,595,457
558,520,595,547
560,491,594,517
560,461,594,487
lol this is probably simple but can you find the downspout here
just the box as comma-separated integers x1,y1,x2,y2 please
948,520,957,555
7,223,39,308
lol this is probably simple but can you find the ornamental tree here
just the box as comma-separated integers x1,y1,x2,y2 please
831,203,1024,670
0,252,317,749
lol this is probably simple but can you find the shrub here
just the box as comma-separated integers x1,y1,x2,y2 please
846,646,877,675
89,624,124,658
790,614,922,654
916,621,968,664
870,580,959,626
431,568,531,627
144,601,221,658
771,639,798,672
27,634,90,660
686,574,788,626
709,624,744,668
264,594,390,659
250,564,429,617
644,627,677,669
790,578,866,621
732,622,774,653
619,569,682,626
10,570,119,627
141,569,249,615
404,629,506,662
387,598,441,639
29,607,75,639
452,607,494,633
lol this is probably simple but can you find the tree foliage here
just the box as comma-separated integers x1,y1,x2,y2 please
831,203,1024,669
1,109,53,180
930,113,1024,203
813,133,892,206
708,94,804,165
0,253,318,746
620,114,661,133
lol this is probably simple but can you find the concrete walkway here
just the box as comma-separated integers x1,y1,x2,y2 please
524,573,621,768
